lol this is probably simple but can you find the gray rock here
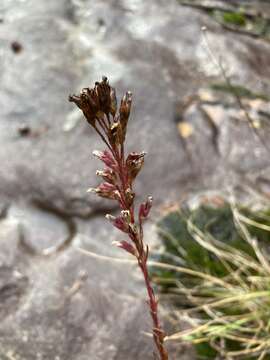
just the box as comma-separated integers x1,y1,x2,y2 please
0,0,270,358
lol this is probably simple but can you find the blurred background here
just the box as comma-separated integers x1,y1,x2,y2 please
1,0,270,359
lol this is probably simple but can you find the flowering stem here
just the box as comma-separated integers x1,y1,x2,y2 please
111,146,168,360
139,259,169,360
69,77,169,359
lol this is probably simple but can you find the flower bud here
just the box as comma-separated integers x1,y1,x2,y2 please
93,150,116,169
88,183,119,200
110,87,117,117
98,182,115,191
112,240,138,257
139,196,153,221
119,91,132,142
96,168,116,184
106,213,129,233
120,91,132,121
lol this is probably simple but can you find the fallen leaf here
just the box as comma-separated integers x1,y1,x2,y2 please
178,122,194,138
251,119,261,129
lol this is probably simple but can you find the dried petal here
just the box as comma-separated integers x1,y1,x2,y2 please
126,152,146,162
86,187,97,193
105,214,115,222
126,152,146,181
120,91,132,121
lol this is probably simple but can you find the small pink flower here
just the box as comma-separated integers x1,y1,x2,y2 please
93,150,117,169
88,182,119,200
112,240,138,257
106,212,130,233
96,168,117,184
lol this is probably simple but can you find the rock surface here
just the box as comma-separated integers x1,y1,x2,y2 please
0,0,270,359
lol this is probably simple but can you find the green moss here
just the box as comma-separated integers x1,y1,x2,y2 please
222,11,246,27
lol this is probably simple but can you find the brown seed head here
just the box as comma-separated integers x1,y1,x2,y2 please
126,152,146,181
69,88,99,126
95,76,111,115
69,76,117,126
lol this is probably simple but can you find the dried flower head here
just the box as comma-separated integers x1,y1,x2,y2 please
69,88,99,126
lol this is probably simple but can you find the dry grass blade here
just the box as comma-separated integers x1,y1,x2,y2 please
155,200,270,358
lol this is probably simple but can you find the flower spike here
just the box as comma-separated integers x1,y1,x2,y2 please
69,77,168,360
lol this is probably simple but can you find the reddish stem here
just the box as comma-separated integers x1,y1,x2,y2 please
111,142,168,359
138,248,169,360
